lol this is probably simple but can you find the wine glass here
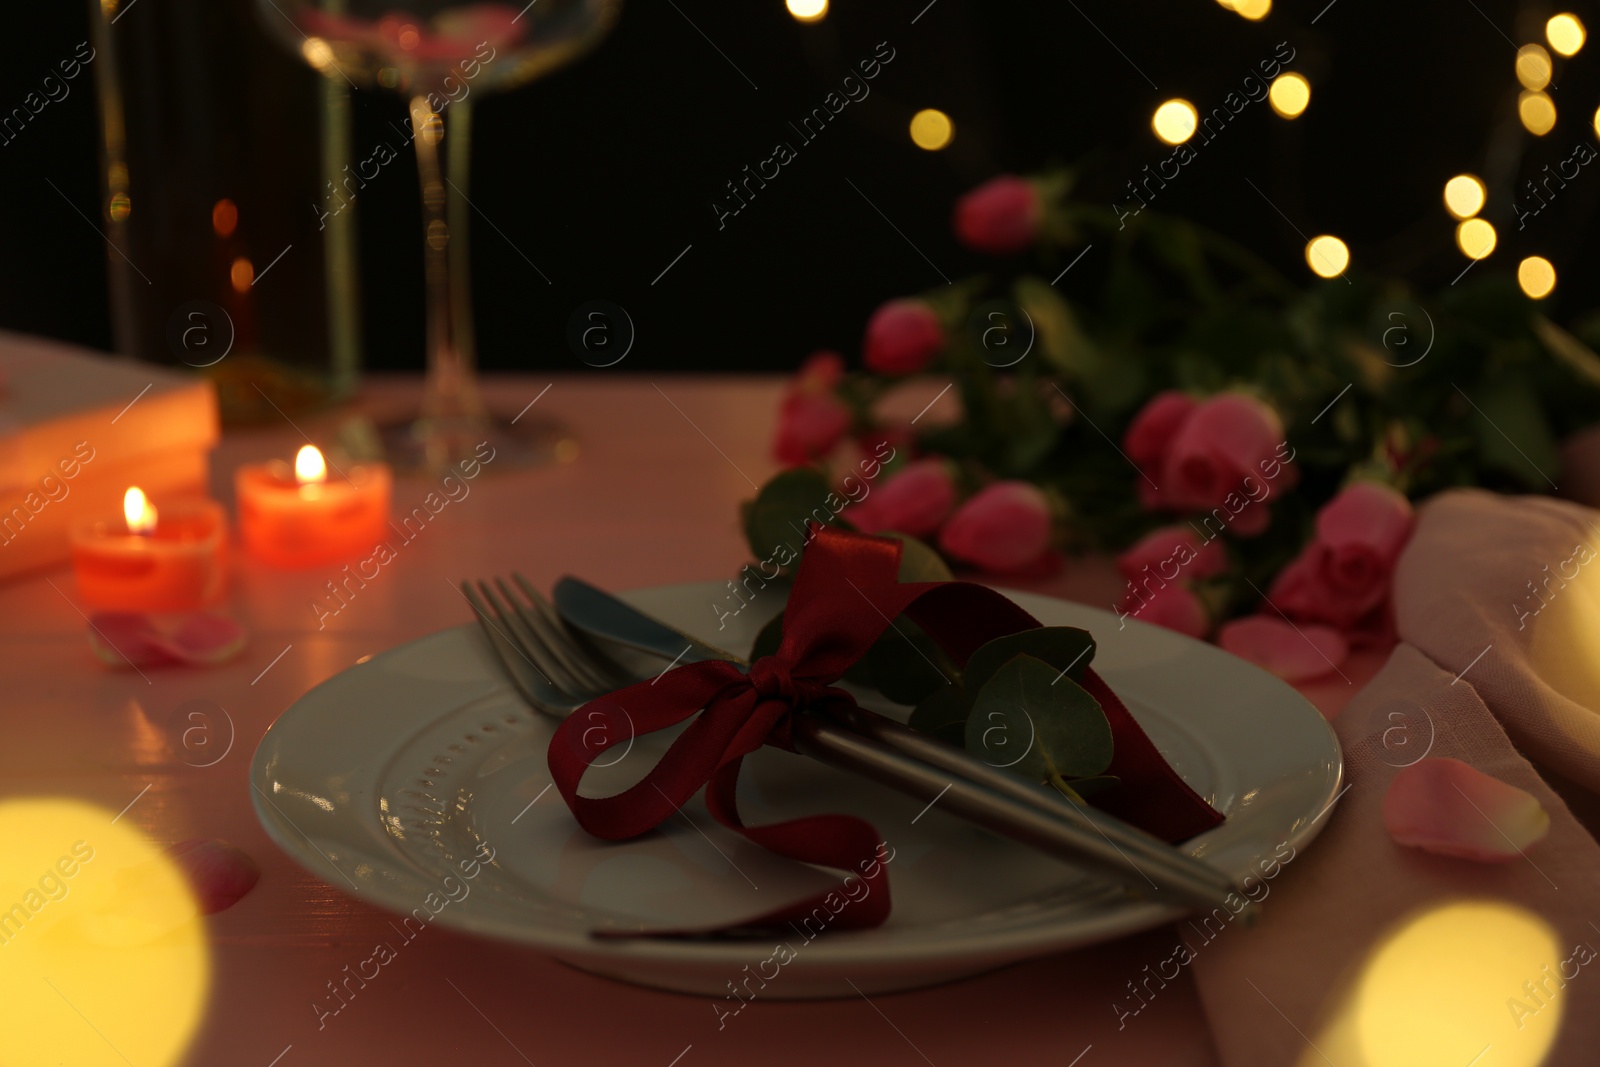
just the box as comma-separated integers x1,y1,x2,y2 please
258,0,620,469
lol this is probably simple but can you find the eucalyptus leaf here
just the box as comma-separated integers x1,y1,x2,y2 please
963,627,1096,696
908,684,968,746
964,654,1114,782
865,617,955,705
741,468,841,572
883,531,954,583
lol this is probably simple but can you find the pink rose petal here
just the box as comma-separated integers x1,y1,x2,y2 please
1122,583,1210,638
157,614,247,664
87,613,167,668
88,612,247,669
1217,615,1348,682
167,839,261,914
1383,758,1549,862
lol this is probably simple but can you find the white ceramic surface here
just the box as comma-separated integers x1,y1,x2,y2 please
250,582,1342,997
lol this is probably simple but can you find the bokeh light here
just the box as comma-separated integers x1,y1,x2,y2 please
1307,903,1562,1067
909,109,954,150
1516,44,1553,90
1456,218,1497,259
211,199,237,238
0,798,207,1067
1518,256,1556,298
229,257,253,292
1519,90,1557,135
1442,174,1485,219
1217,0,1271,19
1305,235,1349,278
785,0,827,22
1151,99,1198,144
1547,13,1586,56
1268,73,1310,118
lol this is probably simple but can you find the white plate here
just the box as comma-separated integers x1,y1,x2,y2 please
251,582,1341,997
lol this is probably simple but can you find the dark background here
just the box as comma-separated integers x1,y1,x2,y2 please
2,0,1596,375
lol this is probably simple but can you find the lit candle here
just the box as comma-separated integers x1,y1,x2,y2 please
69,487,228,612
235,446,392,568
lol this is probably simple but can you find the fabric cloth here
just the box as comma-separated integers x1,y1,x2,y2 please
1192,490,1600,1066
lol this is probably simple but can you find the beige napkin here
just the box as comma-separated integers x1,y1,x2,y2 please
1191,489,1600,1067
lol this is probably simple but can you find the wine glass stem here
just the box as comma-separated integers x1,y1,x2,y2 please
408,94,484,426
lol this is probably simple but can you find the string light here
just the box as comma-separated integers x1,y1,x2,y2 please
1456,218,1497,259
1268,73,1310,119
1151,99,1198,144
1516,44,1553,91
785,0,827,22
1442,175,1486,219
1305,235,1349,278
1518,256,1556,298
1518,90,1557,135
1546,14,1585,57
909,109,954,150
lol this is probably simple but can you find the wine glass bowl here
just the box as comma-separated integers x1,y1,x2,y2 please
286,0,619,96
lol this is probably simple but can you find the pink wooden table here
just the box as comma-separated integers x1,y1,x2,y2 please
3,375,1377,1067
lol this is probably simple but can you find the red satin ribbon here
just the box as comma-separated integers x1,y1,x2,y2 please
548,527,1223,937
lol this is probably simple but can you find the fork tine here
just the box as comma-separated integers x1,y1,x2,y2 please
474,580,576,694
509,573,630,691
460,581,560,714
493,577,613,695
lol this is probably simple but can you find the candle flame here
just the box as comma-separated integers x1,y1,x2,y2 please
295,445,328,485
124,486,157,534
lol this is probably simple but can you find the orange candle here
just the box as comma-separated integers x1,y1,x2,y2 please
235,446,392,568
70,488,228,612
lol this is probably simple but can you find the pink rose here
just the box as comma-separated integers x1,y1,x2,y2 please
1118,582,1209,639
1160,393,1290,536
1117,525,1226,583
864,300,944,376
938,481,1052,571
795,349,845,392
1124,392,1197,506
1266,482,1414,630
771,350,851,465
773,393,850,466
953,175,1041,256
851,459,956,538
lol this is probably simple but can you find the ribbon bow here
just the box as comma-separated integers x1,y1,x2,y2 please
548,527,1221,937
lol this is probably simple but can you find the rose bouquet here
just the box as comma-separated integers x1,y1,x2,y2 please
743,171,1600,682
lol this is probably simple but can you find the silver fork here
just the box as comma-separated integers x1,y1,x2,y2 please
462,574,1246,917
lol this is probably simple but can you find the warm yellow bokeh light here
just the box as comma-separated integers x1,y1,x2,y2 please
1519,90,1557,135
1151,99,1198,144
1303,902,1562,1067
1519,255,1557,298
785,0,827,22
1268,73,1310,118
1305,235,1349,278
1442,174,1486,219
229,257,253,292
1517,44,1553,90
0,798,207,1067
908,109,954,151
1456,217,1497,259
1217,0,1271,19
1547,13,1586,56
300,36,336,71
